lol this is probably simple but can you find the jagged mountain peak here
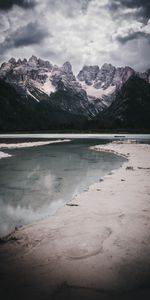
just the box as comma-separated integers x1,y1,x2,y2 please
26,56,53,69
0,56,97,118
17,58,24,65
124,65,134,71
61,61,76,81
38,58,52,69
0,57,150,131
28,55,38,62
62,61,72,72
81,65,99,71
0,56,150,124
77,65,99,82
101,63,115,71
8,57,16,65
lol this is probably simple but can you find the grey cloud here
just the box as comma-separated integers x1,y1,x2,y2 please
110,37,150,71
0,22,49,54
78,0,93,14
116,31,150,44
0,0,36,10
0,0,149,73
46,0,92,17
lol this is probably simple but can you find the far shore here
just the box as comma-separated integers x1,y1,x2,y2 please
0,130,150,135
0,141,150,300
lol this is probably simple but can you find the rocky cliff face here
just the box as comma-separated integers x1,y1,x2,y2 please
0,56,98,118
0,56,150,131
77,63,136,109
1,56,149,116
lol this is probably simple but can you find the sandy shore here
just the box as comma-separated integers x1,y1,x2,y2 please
0,141,150,300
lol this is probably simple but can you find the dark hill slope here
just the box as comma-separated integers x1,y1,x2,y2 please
92,76,150,130
0,80,86,132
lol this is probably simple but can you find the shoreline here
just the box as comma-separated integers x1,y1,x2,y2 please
0,141,150,299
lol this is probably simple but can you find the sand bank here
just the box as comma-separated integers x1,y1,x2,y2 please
0,139,71,150
0,139,70,161
0,141,150,300
0,151,12,159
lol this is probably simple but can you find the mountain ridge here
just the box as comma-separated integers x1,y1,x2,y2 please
0,56,150,132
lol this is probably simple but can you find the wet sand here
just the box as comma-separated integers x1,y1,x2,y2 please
0,141,150,300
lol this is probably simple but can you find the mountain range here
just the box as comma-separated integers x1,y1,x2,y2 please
0,56,150,132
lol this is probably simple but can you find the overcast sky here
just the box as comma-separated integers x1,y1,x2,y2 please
0,0,150,73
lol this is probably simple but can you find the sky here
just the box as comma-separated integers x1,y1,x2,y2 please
0,0,150,73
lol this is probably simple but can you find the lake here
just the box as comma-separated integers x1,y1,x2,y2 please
0,133,149,237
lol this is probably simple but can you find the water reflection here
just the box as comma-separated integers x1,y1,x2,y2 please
0,140,125,236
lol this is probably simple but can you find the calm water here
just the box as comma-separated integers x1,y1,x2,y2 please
0,134,149,237
0,133,150,142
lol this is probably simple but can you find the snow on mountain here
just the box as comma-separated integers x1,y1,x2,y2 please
0,56,98,118
80,82,116,100
77,63,136,109
0,56,55,97
26,89,40,102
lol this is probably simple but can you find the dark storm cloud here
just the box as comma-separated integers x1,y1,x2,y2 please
110,0,150,20
108,0,150,45
0,22,49,54
120,0,150,18
0,0,36,10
